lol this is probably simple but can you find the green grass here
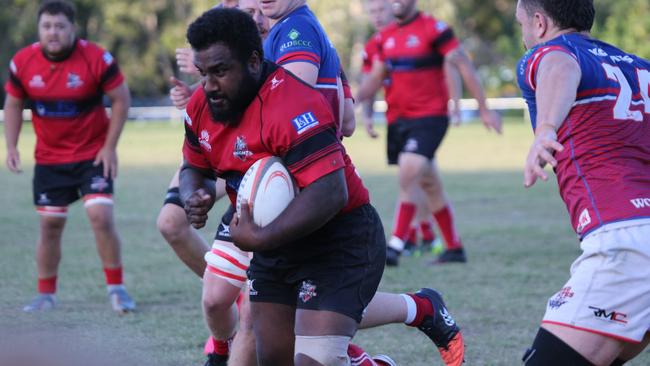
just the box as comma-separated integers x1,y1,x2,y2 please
1,119,648,365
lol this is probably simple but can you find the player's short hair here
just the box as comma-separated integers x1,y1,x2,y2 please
38,0,76,24
520,0,594,32
187,7,263,63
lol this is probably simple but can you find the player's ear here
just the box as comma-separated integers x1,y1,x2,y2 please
533,11,548,39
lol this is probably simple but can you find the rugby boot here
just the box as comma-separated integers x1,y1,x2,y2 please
372,354,398,366
432,247,467,264
108,286,136,314
23,293,56,312
414,288,465,366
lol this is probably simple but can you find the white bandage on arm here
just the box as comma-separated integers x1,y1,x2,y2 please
294,335,351,366
204,240,251,288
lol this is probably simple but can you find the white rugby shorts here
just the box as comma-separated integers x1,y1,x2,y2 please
542,221,650,343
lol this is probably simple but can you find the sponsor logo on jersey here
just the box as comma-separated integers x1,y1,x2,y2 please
233,135,253,161
90,176,109,191
288,28,300,40
199,130,212,152
435,20,449,32
298,280,317,303
270,76,284,90
66,73,83,89
28,74,45,88
183,111,192,126
589,47,608,57
630,197,650,209
279,39,313,52
576,208,591,233
103,51,114,65
38,193,51,205
588,306,628,324
548,286,574,309
291,112,319,134
406,35,421,48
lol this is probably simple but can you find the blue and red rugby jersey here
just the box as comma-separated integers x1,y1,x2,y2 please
376,12,459,124
263,5,344,124
517,33,650,239
5,39,124,165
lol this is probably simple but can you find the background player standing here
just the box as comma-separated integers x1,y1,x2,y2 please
3,0,135,313
357,0,502,265
515,0,650,365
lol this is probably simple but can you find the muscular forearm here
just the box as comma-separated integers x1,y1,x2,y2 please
260,169,348,248
3,97,24,150
179,164,216,203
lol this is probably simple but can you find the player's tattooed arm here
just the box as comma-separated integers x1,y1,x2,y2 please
179,161,217,229
524,51,580,187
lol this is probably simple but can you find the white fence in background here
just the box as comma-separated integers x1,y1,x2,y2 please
0,97,527,122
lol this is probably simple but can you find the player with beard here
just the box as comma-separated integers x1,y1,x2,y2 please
516,0,650,364
357,0,502,265
158,2,269,365
180,8,389,366
4,0,135,313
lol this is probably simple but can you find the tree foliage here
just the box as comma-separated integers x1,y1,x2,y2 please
1,0,647,102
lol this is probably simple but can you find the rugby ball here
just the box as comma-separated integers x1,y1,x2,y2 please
236,156,297,227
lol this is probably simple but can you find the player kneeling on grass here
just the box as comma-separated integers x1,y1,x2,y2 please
3,0,135,314
516,0,650,365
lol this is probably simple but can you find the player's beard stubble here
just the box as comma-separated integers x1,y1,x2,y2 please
206,68,259,126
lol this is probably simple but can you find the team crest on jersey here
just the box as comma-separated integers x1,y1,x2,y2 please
199,130,212,152
90,176,109,191
298,280,317,303
576,208,591,233
66,73,84,89
548,286,574,309
384,37,395,50
292,112,319,134
233,136,253,161
406,35,421,48
28,74,45,88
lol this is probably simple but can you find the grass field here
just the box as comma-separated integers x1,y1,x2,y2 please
1,118,648,365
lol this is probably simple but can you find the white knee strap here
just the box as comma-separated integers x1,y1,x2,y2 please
294,335,351,366
204,240,251,288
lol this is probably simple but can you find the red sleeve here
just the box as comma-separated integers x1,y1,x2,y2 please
428,18,459,56
264,85,344,188
182,96,211,169
4,52,27,99
362,37,379,74
525,45,577,90
88,42,125,92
